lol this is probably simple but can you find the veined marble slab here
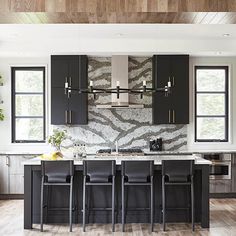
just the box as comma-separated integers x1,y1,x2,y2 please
22,154,211,166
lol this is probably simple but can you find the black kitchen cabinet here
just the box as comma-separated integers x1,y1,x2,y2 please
51,55,88,125
152,55,189,124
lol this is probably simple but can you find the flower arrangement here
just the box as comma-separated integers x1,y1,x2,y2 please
48,129,67,151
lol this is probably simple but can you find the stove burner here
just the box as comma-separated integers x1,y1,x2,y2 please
97,148,144,156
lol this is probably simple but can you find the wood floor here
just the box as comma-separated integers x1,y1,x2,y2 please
0,199,236,235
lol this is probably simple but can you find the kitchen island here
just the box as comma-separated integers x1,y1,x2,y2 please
23,155,211,229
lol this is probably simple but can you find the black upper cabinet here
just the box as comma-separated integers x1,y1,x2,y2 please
152,55,189,124
51,55,88,125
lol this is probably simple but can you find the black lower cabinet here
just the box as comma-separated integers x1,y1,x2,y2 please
24,165,209,229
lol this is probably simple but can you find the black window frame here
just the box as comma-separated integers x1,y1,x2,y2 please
11,67,46,143
194,66,229,142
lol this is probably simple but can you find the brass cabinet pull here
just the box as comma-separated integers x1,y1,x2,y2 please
168,109,171,123
69,110,72,124
173,110,175,123
65,110,68,124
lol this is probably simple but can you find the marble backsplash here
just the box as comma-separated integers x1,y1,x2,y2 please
53,57,187,153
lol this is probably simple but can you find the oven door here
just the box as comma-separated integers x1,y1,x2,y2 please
209,161,231,180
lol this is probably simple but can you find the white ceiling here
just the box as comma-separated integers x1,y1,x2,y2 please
0,24,236,57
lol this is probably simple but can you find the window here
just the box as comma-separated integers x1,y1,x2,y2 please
195,66,229,142
12,67,46,143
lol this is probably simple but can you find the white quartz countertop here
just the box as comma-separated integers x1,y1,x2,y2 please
22,154,211,165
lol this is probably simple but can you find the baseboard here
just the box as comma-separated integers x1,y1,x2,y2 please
0,194,24,200
210,193,236,198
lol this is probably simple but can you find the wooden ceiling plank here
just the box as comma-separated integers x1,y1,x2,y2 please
65,0,77,12
147,0,157,12
157,0,168,12
0,0,10,12
167,0,178,12
138,0,148,12
77,0,86,12
85,0,97,13
45,0,66,13
228,0,236,11
217,0,229,12
116,0,126,13
164,12,178,23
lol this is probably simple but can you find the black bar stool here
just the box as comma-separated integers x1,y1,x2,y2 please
121,160,154,232
40,160,74,232
162,160,195,231
83,160,116,232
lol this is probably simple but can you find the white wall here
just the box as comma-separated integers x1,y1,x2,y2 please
1,56,236,153
187,56,236,151
0,57,50,153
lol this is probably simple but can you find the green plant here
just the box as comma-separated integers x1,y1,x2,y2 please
48,129,67,150
0,75,3,85
0,109,4,121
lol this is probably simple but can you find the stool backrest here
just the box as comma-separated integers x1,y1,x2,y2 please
121,161,154,183
83,160,116,182
41,160,74,183
162,160,194,179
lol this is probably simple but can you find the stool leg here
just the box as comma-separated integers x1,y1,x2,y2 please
112,176,115,232
83,176,86,232
46,185,50,223
122,176,125,232
191,176,195,231
150,176,154,232
162,176,166,231
40,177,44,232
69,176,73,232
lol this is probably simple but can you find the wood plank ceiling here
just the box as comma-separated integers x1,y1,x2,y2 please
0,0,236,23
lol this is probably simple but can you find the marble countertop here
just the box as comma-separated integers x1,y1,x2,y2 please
22,154,211,165
143,150,236,155
1,149,236,156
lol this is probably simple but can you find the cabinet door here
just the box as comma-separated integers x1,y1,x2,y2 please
171,55,189,124
152,55,172,124
153,93,172,124
9,174,24,194
51,55,81,88
9,155,35,194
210,179,232,193
78,55,88,89
0,156,9,194
68,94,88,125
51,56,69,88
51,88,68,125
